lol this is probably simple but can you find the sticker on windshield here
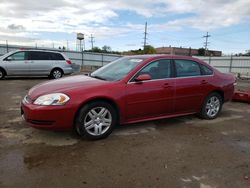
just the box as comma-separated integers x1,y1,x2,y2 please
129,59,143,63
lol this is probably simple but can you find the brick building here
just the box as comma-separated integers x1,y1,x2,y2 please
155,46,222,56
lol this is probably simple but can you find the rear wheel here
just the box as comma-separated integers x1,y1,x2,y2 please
50,69,63,79
200,92,223,119
75,101,118,140
0,69,5,80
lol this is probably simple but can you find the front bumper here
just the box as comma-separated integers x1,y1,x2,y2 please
21,100,76,130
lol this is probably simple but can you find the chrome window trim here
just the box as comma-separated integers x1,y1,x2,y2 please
127,58,214,84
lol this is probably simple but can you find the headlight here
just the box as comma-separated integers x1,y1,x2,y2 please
34,93,70,106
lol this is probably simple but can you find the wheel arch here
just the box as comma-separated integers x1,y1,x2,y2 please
210,89,224,103
50,67,64,75
73,97,121,127
0,66,7,76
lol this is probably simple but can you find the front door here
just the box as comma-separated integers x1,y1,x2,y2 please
3,51,29,75
125,59,175,121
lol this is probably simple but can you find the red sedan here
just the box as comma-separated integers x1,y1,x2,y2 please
21,55,236,140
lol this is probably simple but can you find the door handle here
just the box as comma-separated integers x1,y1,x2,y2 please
201,80,208,84
162,83,172,88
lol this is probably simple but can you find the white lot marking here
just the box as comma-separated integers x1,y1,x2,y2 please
7,107,20,111
180,178,192,182
11,95,22,100
221,130,242,136
7,117,23,123
0,128,78,146
192,175,205,181
200,115,243,124
221,131,229,136
200,183,215,188
226,107,245,113
114,122,156,136
181,114,244,125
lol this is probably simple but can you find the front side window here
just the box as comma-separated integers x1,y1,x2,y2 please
133,59,172,80
6,52,27,61
175,60,201,77
91,57,144,81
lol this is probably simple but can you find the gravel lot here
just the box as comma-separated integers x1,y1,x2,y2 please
0,76,249,188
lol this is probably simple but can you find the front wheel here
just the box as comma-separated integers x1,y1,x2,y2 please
0,69,5,80
200,92,223,119
75,101,118,140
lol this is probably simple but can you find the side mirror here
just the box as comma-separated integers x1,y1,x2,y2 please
135,74,152,82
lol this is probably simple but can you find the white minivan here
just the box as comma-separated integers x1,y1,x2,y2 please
0,50,73,79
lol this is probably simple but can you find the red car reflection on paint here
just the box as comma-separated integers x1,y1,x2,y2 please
21,55,236,140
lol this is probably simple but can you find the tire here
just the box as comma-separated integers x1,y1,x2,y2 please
200,92,223,119
0,69,5,80
50,69,63,79
75,101,118,140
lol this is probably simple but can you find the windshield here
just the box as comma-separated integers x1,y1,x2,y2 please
90,57,144,81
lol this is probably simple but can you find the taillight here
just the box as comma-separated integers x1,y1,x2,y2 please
66,60,72,65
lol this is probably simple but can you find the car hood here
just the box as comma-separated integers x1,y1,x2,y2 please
28,75,107,100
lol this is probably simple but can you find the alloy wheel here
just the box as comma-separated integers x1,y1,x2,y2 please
53,70,62,79
84,107,112,136
205,96,220,118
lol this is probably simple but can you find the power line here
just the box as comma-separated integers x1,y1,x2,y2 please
203,32,211,56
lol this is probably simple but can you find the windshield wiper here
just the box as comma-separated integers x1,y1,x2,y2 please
90,75,107,80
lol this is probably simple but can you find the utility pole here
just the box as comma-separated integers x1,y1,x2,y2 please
6,40,8,53
143,22,148,52
203,32,211,56
89,34,95,50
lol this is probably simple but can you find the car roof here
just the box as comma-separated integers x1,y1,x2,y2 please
16,49,63,54
125,54,202,62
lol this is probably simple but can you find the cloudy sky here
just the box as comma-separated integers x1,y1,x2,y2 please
0,0,249,54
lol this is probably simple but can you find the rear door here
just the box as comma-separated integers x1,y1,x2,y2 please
125,59,175,121
3,51,29,75
174,59,209,113
28,51,53,75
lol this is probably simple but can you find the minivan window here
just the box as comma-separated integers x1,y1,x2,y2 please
135,59,172,80
175,60,201,77
50,53,65,60
6,52,27,61
29,51,51,60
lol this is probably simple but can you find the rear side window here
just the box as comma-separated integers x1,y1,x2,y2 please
50,53,65,60
29,51,51,60
200,64,213,75
175,60,201,77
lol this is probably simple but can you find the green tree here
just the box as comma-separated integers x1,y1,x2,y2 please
198,48,205,56
144,45,156,54
102,45,112,52
92,47,102,53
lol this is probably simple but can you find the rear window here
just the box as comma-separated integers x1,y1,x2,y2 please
200,64,213,75
50,53,65,60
